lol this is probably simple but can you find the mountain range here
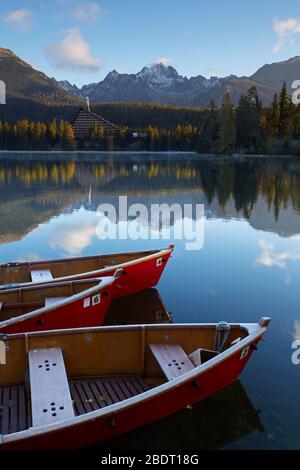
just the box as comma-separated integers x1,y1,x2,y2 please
1,47,300,111
59,56,300,106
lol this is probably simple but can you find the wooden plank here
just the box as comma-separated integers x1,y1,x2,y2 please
149,344,195,381
101,381,121,404
9,385,18,434
111,378,130,400
89,382,107,409
76,382,94,413
68,376,150,418
109,379,127,401
69,382,85,416
1,386,10,435
131,376,149,393
31,270,53,283
28,348,75,427
121,378,139,397
95,381,114,406
80,382,99,411
45,297,66,307
0,384,27,435
135,375,150,391
18,384,26,431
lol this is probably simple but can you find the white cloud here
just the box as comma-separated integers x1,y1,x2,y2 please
44,27,103,73
153,57,173,66
74,2,103,22
273,18,300,53
4,9,32,31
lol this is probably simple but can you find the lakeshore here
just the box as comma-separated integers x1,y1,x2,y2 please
0,150,300,162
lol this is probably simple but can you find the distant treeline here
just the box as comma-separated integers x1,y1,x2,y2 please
1,84,300,154
0,98,207,128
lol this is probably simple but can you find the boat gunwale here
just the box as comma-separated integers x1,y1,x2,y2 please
0,276,115,329
1,320,269,445
0,246,174,290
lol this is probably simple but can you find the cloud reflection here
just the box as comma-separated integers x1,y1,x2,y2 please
257,239,300,269
292,320,300,341
49,220,96,256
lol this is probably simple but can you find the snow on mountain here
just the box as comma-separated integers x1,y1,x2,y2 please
137,63,183,88
58,62,221,105
58,57,300,106
59,80,81,95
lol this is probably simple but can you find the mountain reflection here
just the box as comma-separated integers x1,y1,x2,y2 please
1,156,300,243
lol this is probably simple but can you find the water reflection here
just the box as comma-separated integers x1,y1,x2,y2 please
104,288,171,326
1,157,300,245
88,380,264,450
1,155,300,449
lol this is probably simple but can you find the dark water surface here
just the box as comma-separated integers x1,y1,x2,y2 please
1,153,300,450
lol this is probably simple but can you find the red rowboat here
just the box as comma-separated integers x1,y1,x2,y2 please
0,245,175,298
0,274,120,335
0,317,270,450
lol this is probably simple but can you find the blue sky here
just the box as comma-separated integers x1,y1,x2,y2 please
1,0,300,86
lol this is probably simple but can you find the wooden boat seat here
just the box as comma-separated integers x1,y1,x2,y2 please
69,376,150,416
0,384,28,435
30,270,53,283
28,348,75,427
189,348,219,366
149,344,195,381
45,297,67,307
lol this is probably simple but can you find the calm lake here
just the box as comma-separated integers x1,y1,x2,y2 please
0,153,300,450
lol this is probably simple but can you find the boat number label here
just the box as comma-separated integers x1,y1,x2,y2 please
240,346,250,360
83,293,101,308
92,293,101,306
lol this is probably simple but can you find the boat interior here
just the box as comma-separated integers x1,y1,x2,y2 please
0,278,106,322
0,324,249,437
0,250,159,287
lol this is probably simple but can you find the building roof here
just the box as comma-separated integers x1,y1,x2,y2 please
72,107,118,138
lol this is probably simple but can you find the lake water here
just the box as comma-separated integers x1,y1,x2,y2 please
0,153,300,450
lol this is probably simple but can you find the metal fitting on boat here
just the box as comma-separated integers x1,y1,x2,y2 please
214,321,231,353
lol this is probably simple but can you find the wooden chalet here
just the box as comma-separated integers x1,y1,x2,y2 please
72,107,118,139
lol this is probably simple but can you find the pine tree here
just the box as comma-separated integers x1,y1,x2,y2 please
61,122,76,150
217,91,236,155
236,87,263,152
47,119,58,146
278,83,292,137
199,100,219,153
265,94,280,136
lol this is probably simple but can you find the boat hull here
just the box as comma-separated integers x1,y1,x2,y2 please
1,334,261,450
108,250,173,298
0,248,173,299
0,284,113,335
